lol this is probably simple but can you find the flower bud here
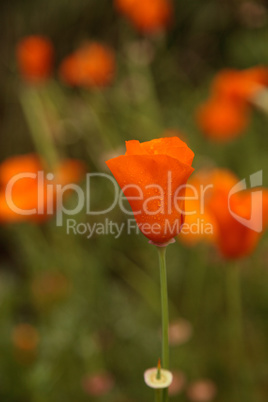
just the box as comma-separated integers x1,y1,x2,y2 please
144,367,173,389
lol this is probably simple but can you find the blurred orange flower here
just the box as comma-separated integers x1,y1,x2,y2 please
106,137,194,243
16,35,54,83
196,66,268,141
12,323,39,364
181,168,268,259
12,323,39,352
196,97,249,141
0,153,86,223
114,0,173,33
212,67,268,103
59,42,115,88
58,54,81,87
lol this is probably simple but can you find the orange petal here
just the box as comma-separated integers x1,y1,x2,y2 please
127,137,194,166
125,140,148,155
263,189,268,228
106,154,194,242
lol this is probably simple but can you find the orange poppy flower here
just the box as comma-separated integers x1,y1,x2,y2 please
114,0,173,33
12,323,40,364
106,137,194,243
180,181,218,246
212,67,268,103
180,169,238,246
59,42,115,88
58,54,81,87
16,35,54,83
197,66,268,140
12,323,39,352
196,97,249,141
0,153,86,223
181,169,268,259
209,189,263,259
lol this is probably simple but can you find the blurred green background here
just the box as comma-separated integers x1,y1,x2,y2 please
1,1,268,401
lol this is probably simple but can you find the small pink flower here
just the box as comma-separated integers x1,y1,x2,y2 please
168,319,193,346
168,371,186,396
187,379,217,402
82,372,114,396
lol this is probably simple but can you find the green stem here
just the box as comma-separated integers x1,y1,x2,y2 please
155,389,161,402
82,90,120,150
227,263,243,351
226,262,252,402
19,86,60,171
157,246,169,402
116,254,178,317
157,246,169,369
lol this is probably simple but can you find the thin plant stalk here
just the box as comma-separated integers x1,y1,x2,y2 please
226,262,254,402
227,263,243,354
157,246,169,402
155,389,161,402
19,86,60,171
